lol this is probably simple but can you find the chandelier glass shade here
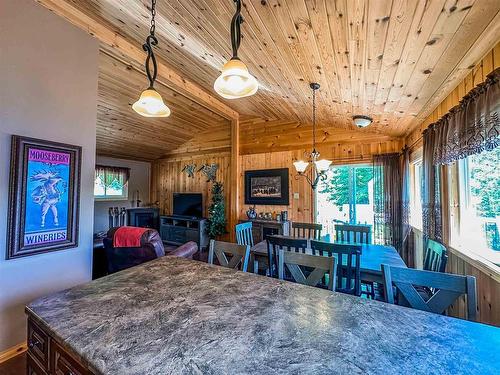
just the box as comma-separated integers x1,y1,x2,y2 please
133,0,171,118
293,83,331,190
214,0,258,99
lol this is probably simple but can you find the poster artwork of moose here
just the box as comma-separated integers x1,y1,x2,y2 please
7,136,81,259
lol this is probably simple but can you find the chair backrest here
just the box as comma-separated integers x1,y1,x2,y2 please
278,249,337,290
266,236,308,278
334,224,371,244
424,239,448,273
235,222,254,247
381,265,477,321
310,240,362,296
291,222,323,240
208,240,250,272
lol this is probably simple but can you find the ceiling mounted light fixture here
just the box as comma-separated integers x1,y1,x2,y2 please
293,83,332,190
214,0,258,99
132,0,171,118
353,115,373,128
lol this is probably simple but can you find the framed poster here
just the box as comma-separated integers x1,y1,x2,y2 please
244,168,289,205
6,135,81,259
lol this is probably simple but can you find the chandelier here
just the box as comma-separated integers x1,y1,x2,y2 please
132,0,171,117
293,83,331,189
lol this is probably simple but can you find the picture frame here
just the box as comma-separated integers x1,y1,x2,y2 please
244,168,289,205
6,135,82,259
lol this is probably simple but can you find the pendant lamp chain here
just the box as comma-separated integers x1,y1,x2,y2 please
144,0,158,89
312,86,316,153
231,0,243,59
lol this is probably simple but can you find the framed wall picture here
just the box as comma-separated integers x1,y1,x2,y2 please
244,168,289,205
6,135,81,259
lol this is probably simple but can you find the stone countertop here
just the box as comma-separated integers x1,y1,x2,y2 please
27,256,499,375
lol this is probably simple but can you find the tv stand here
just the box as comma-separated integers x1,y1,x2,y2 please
160,215,209,251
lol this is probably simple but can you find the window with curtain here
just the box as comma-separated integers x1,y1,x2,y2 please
421,67,499,265
94,165,130,200
452,147,500,265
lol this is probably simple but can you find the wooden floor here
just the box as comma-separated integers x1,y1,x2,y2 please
0,352,25,375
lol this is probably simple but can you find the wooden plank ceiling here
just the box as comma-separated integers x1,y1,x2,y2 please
79,0,500,159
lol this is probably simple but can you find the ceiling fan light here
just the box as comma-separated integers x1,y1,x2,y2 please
214,58,258,99
132,88,171,117
314,159,332,173
293,160,309,174
353,115,373,128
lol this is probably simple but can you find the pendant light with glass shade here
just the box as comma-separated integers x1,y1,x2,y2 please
132,0,171,117
293,83,332,189
214,0,258,99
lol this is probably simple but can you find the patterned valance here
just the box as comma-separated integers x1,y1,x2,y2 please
423,68,500,165
95,165,130,186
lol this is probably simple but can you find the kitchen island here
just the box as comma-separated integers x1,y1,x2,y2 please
26,256,499,375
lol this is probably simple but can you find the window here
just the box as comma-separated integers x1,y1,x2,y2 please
409,158,423,230
94,165,129,200
454,147,499,265
316,164,375,236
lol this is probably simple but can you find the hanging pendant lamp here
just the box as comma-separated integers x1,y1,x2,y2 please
214,0,258,99
132,0,171,117
293,83,332,189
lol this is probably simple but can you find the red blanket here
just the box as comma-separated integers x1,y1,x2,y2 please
113,226,149,248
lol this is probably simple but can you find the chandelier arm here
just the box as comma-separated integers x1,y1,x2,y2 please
230,0,243,59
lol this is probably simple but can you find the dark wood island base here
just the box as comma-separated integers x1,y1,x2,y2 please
27,318,92,375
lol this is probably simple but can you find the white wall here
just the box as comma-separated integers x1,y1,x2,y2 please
94,156,151,233
0,0,98,351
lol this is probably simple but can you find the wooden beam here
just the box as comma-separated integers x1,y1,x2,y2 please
34,0,239,120
229,118,240,241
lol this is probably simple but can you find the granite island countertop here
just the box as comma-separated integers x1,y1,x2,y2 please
27,256,499,375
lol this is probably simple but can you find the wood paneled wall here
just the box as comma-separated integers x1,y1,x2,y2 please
151,152,231,222
446,249,500,326
405,42,500,148
239,139,404,222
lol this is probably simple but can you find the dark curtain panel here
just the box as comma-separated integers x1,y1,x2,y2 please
373,152,410,261
422,129,443,242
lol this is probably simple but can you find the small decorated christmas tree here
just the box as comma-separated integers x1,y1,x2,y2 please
207,181,227,238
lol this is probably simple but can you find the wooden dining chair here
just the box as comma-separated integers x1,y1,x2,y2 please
266,236,308,278
278,249,337,291
235,222,254,247
208,240,251,272
291,222,323,240
381,264,477,321
423,239,448,273
334,224,371,244
310,240,361,296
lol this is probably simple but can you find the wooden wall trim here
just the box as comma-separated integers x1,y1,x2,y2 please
34,0,239,121
0,342,27,364
230,118,240,242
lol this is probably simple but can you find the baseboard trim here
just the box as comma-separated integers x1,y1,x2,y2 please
0,342,27,364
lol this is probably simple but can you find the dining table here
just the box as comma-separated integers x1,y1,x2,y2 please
250,235,407,283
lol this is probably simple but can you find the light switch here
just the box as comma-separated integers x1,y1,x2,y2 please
293,192,300,199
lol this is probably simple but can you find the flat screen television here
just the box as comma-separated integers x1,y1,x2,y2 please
173,193,203,218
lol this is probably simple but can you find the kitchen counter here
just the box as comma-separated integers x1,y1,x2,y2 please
26,256,499,374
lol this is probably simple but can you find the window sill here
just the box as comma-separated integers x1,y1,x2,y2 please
411,227,500,282
447,245,500,281
94,197,129,202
